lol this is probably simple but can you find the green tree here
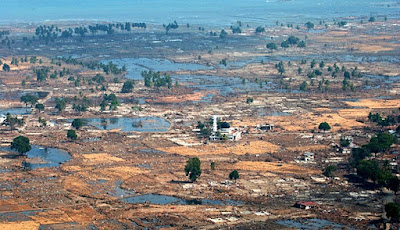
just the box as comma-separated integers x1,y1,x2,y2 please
71,119,84,130
364,133,397,155
338,21,347,27
229,170,239,182
297,41,306,48
287,36,300,45
266,42,277,51
350,148,371,168
344,71,351,79
185,157,202,182
67,129,77,140
210,162,216,170
38,117,46,127
305,22,315,30
310,59,316,68
281,40,290,48
368,17,376,23
318,122,331,132
297,67,303,75
255,26,265,33
340,138,350,147
4,114,24,130
323,165,337,178
300,81,307,91
357,160,380,183
387,176,400,194
2,63,10,72
35,103,44,113
92,74,105,84
385,202,400,222
11,136,31,154
121,80,134,93
220,59,227,66
55,97,68,112
219,29,228,39
200,127,211,137
20,94,38,110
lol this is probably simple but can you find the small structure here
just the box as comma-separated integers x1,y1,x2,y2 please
260,124,274,131
341,147,351,154
0,114,6,124
301,152,314,163
209,116,241,141
295,201,318,210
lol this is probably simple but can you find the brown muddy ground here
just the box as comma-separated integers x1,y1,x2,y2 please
0,19,399,229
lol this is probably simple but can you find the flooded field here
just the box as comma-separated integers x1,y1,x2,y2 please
0,91,48,101
172,74,267,97
277,218,354,230
66,117,170,132
0,107,31,115
1,1,400,228
104,58,212,80
0,146,72,170
122,194,242,206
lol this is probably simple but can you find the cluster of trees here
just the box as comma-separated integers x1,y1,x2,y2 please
33,22,147,43
195,119,230,139
67,130,77,140
2,114,24,130
34,25,60,43
230,26,242,34
0,30,10,38
20,94,38,110
2,63,10,72
0,36,13,49
142,70,173,88
266,42,278,51
164,21,179,33
275,61,285,75
336,21,347,27
267,36,305,51
196,121,212,137
349,132,398,191
255,26,265,33
318,122,331,131
55,97,68,112
34,67,50,82
121,80,135,93
101,61,126,75
368,112,398,127
184,157,239,182
66,118,84,141
88,22,146,35
72,96,92,112
100,94,120,111
19,94,45,117
299,81,308,91
305,22,315,30
92,74,105,84
10,57,20,66
219,29,228,39
296,59,361,92
11,136,31,154
281,36,305,48
56,56,124,76
54,94,123,113
386,202,400,223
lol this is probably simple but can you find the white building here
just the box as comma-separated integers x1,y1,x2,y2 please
298,152,314,163
209,116,241,141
